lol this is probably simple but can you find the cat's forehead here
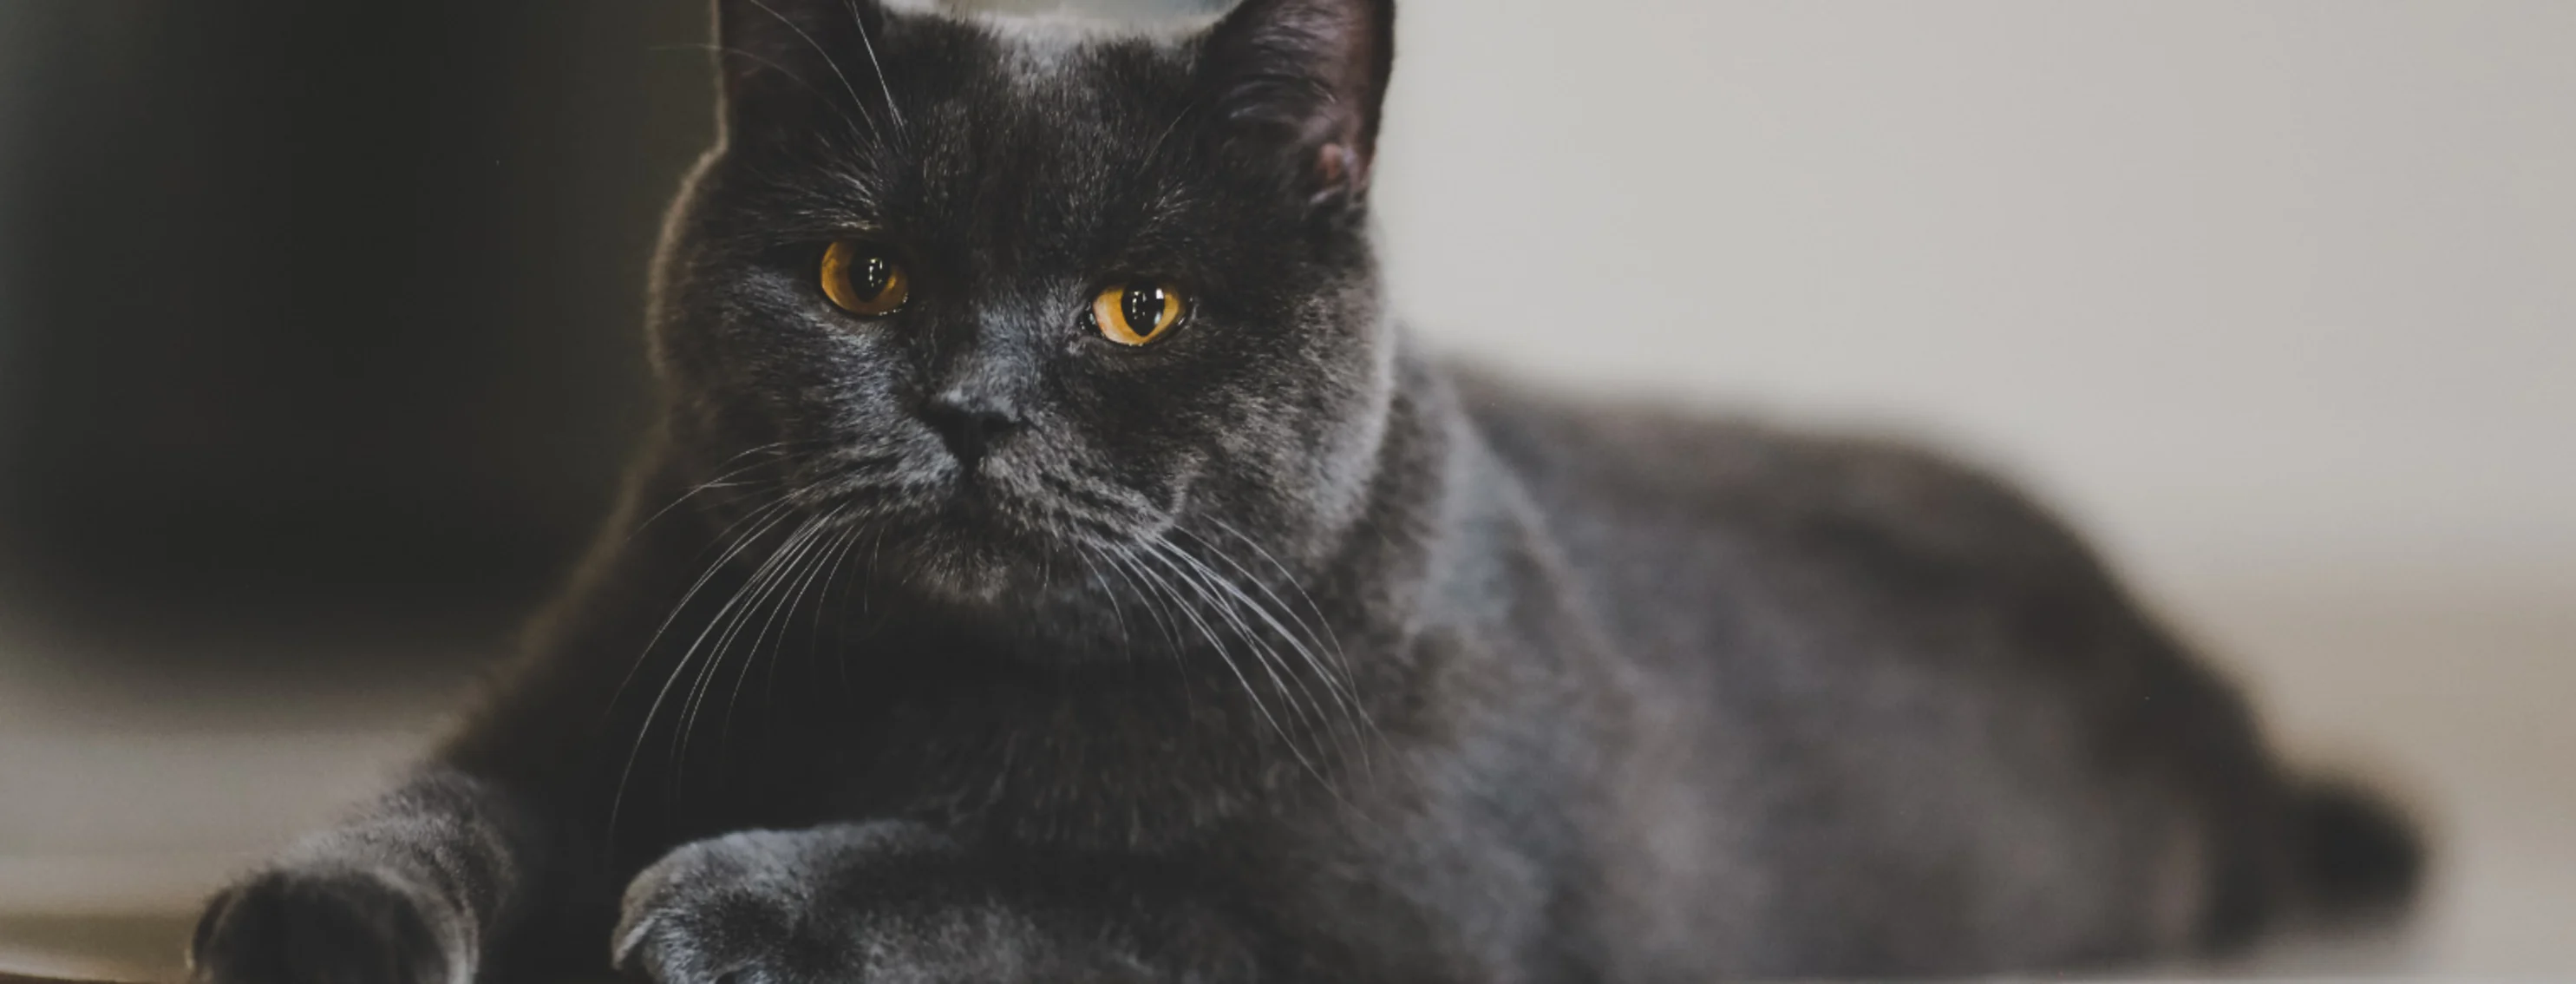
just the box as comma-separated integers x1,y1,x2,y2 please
888,13,1205,233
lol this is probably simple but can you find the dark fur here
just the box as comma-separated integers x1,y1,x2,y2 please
190,1,2422,981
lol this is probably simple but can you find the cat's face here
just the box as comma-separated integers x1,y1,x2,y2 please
651,0,1397,610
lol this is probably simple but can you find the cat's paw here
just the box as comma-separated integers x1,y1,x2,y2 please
616,824,1141,984
614,830,823,984
190,863,467,984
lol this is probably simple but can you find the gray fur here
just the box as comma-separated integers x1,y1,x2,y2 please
190,1,2420,981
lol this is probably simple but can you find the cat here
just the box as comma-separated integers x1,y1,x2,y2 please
186,0,2422,981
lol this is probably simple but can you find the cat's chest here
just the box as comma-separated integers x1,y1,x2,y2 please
729,634,1343,849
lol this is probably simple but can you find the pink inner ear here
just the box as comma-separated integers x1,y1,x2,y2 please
1316,145,1347,186
1315,143,1367,197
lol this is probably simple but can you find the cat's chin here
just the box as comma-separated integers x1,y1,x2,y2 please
866,508,1100,613
892,541,1042,608
820,470,1160,622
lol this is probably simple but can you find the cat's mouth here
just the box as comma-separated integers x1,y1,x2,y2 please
747,430,1197,607
867,507,1112,608
801,464,1182,607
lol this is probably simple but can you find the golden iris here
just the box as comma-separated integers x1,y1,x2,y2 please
1092,281,1187,345
820,241,909,316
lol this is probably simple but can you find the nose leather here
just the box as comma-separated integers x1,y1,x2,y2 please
919,298,1047,469
920,387,1024,466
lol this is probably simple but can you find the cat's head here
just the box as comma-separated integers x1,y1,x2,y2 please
650,0,1401,612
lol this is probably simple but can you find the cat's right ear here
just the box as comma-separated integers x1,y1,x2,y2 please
708,0,896,141
1199,0,1397,212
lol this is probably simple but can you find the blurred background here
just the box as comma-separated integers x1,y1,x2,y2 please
1,0,2568,979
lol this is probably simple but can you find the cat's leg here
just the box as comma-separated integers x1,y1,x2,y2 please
190,471,733,983
187,768,566,984
613,823,1239,984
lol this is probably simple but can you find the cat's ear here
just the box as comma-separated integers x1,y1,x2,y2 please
1199,0,1396,210
709,0,894,139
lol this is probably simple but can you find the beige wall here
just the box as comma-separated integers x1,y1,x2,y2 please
1375,0,2575,596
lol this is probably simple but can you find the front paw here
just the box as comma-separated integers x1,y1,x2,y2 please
617,824,1137,983
613,830,826,984
191,864,466,984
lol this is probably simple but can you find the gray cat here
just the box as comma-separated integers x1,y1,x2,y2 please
188,1,2421,981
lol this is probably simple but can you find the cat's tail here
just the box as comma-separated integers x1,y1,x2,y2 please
2288,777,2427,920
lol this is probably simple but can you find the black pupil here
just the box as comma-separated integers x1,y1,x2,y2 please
853,256,892,299
1122,285,1168,333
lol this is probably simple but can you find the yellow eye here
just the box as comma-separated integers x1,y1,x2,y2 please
820,240,909,317
1091,281,1187,345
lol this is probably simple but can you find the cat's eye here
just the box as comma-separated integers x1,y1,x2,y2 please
820,240,910,317
1090,281,1188,346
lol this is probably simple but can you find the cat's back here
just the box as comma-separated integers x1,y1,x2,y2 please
1448,364,2117,668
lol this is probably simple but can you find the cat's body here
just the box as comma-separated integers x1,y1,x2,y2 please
189,2,2419,982
1461,375,2295,975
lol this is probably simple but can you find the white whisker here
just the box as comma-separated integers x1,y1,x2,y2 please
746,0,885,141
1132,536,1328,784
609,494,806,839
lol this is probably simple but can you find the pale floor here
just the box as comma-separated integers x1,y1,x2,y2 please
1,568,2569,981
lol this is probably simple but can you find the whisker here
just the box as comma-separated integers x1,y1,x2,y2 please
608,495,805,838
744,0,885,141
608,493,799,725
1181,524,1376,748
603,473,814,746
804,522,866,712
1141,98,1199,174
626,440,812,541
1132,537,1327,784
1074,544,1134,660
670,511,835,797
1147,538,1326,738
725,505,853,755
1154,535,1363,770
833,522,894,703
844,0,908,140
1204,517,1350,666
652,506,828,809
1103,545,1191,679
652,43,875,143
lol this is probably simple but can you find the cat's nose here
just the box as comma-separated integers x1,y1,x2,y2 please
920,389,1025,467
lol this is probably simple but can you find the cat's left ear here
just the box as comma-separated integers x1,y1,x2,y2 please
1200,0,1396,210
